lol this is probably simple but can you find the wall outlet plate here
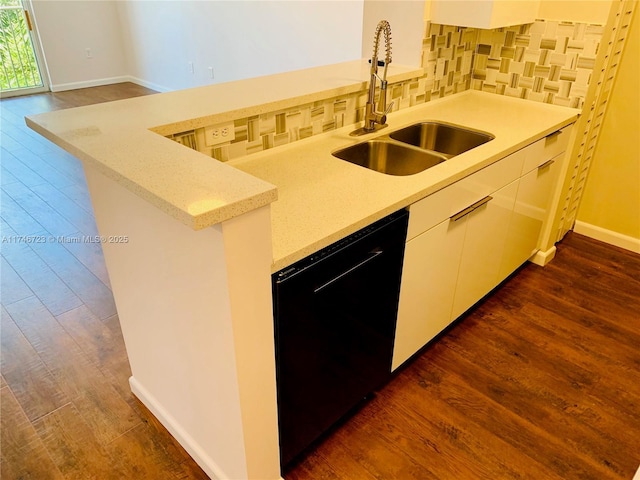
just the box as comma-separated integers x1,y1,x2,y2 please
205,122,235,147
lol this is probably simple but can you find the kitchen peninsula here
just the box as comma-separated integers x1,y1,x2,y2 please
26,60,579,480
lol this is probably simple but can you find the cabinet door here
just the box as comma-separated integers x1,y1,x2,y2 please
392,216,466,371
430,0,539,29
451,179,519,320
499,155,562,278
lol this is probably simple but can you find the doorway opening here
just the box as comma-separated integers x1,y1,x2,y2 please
0,0,48,98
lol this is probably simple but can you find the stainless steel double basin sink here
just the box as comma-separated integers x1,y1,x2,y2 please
332,122,494,176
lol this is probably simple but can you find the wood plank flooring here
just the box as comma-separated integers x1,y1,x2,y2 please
2,83,640,480
1,84,209,480
286,234,640,480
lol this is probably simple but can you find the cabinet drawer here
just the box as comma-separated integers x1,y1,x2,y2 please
407,148,525,240
522,125,572,173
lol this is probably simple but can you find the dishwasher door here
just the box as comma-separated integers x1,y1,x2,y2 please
272,210,408,467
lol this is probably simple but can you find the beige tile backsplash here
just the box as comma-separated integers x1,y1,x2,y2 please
169,19,602,162
471,20,603,107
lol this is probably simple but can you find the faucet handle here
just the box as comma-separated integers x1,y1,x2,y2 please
377,101,394,126
368,59,387,67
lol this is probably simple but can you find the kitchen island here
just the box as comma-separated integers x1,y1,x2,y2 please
26,60,579,480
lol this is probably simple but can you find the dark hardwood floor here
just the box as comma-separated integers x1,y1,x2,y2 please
1,84,209,480
285,234,640,480
2,84,639,480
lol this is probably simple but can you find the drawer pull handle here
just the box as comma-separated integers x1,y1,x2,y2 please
546,129,563,139
450,195,493,222
538,159,555,170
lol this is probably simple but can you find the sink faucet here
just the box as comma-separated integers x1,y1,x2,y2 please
352,20,393,136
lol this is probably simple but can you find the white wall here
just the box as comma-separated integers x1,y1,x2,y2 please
361,0,425,66
28,0,615,93
30,0,128,91
115,1,186,92
30,0,365,93
118,0,366,92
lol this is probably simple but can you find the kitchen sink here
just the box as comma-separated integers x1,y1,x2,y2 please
332,140,447,176
332,121,494,176
389,122,494,158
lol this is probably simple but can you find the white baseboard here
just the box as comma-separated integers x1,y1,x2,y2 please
50,76,132,92
129,376,229,480
529,246,557,266
50,75,172,93
125,76,172,93
573,221,640,254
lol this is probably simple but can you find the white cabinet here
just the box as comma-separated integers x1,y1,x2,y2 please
500,127,570,277
499,154,562,278
430,0,540,29
392,124,573,371
451,179,519,319
392,216,466,370
393,147,524,369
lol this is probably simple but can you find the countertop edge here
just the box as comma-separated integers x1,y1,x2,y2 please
25,117,279,230
25,60,423,230
150,65,424,136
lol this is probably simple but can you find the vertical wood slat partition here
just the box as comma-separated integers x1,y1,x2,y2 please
551,0,637,244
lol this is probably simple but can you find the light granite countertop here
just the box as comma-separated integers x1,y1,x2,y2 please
25,60,422,230
230,90,580,271
25,61,579,272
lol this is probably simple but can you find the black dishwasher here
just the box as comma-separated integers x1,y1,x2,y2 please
272,209,409,467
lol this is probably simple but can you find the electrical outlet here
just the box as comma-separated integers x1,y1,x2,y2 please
85,48,92,59
208,67,214,79
188,61,194,74
204,122,235,146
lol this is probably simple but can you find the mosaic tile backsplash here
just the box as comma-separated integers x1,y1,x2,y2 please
171,75,431,162
169,19,603,162
425,19,603,109
471,20,603,107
